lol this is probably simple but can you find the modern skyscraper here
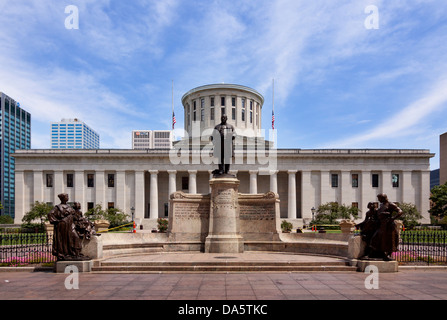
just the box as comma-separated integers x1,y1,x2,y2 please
51,118,100,149
132,130,172,149
0,92,31,219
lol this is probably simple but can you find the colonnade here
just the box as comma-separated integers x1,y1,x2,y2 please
14,168,430,225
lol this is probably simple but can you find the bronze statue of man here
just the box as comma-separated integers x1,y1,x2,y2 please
211,114,235,176
368,193,404,261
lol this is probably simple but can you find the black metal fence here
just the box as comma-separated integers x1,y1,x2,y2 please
394,231,447,265
0,233,56,266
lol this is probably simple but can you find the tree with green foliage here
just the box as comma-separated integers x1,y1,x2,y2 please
84,204,130,228
398,202,422,229
430,182,447,219
21,201,53,227
312,202,360,224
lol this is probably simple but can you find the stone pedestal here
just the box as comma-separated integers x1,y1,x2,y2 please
94,220,110,233
340,220,355,234
55,260,93,273
81,235,103,259
351,259,399,273
205,177,244,253
348,235,366,259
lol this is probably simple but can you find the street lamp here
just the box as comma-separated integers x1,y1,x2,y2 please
131,206,135,222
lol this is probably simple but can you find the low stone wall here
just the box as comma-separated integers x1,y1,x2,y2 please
168,191,281,244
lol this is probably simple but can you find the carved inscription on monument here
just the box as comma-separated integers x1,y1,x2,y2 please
174,202,209,220
214,188,234,203
240,203,275,220
213,188,237,210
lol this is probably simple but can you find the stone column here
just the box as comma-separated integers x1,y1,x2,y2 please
188,170,197,194
360,171,370,220
249,170,258,194
300,171,313,221
381,170,392,197
270,170,278,194
340,170,351,206
116,171,126,213
53,170,64,205
208,170,214,193
14,170,25,224
95,170,106,207
134,170,145,221
288,170,297,219
33,171,44,202
74,171,85,210
205,177,243,253
149,170,159,219
401,171,413,204
320,170,330,205
167,170,177,198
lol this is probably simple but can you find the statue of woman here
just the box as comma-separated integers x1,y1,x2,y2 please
48,193,81,260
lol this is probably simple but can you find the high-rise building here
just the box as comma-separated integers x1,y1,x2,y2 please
132,130,172,149
0,92,31,219
51,118,100,149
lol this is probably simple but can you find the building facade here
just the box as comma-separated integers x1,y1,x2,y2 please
13,84,434,227
0,92,31,219
132,130,173,149
51,118,100,149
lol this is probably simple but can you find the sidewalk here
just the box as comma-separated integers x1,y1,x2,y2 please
0,267,446,300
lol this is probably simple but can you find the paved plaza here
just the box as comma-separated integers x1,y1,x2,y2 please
0,265,446,301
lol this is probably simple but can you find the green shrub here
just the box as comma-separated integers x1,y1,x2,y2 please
281,220,293,232
157,218,168,232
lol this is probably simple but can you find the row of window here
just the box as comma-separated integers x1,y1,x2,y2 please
330,173,401,188
45,173,116,188
44,172,403,190
187,96,260,126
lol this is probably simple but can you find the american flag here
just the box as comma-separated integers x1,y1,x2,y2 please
172,111,176,129
272,110,275,130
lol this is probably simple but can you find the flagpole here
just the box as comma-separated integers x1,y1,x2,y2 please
171,80,175,141
272,79,276,148
272,78,275,130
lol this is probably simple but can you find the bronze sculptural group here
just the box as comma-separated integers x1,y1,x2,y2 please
356,193,403,261
48,193,99,261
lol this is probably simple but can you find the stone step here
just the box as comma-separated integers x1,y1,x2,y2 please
98,260,350,267
92,261,357,273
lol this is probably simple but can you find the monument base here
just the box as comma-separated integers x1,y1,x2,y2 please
205,235,244,254
55,260,93,273
205,177,244,254
349,259,398,273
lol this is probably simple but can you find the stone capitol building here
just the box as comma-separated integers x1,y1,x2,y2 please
13,84,433,229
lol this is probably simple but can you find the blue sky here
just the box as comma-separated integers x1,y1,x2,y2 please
0,0,446,169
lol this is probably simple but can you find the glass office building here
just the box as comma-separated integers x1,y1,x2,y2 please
51,119,100,149
0,92,31,219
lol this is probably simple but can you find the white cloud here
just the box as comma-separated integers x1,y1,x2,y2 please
323,77,447,148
